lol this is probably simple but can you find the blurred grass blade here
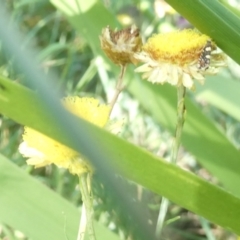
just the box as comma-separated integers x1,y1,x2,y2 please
22,13,56,47
165,0,240,64
0,5,156,240
74,58,97,92
50,0,118,55
195,75,240,122
1,76,240,235
37,43,69,61
0,153,120,240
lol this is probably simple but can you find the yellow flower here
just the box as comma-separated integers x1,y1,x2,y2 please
100,25,142,65
134,29,227,90
19,97,110,176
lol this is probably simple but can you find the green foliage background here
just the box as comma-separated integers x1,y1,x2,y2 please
0,0,240,240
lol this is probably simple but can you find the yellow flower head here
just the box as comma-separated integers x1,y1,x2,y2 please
134,29,227,90
100,25,142,65
19,97,110,176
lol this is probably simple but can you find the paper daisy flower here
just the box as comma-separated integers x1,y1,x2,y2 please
19,97,110,176
100,25,142,65
134,29,227,90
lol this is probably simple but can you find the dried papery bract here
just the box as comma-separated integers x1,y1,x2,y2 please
100,25,143,115
100,25,142,66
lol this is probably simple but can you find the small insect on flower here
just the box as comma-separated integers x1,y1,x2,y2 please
197,40,212,70
134,29,227,90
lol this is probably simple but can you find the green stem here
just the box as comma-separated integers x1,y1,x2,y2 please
77,202,87,240
155,85,186,238
170,85,186,164
77,173,96,240
109,64,126,116
199,217,216,240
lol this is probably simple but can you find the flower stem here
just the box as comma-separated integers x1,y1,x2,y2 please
170,86,186,164
109,64,126,116
77,173,96,240
77,202,87,240
155,85,186,238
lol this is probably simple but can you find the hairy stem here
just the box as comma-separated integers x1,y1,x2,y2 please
155,85,186,238
77,173,96,240
109,64,126,116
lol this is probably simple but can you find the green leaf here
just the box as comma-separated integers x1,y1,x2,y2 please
0,153,119,240
1,76,240,235
195,75,240,122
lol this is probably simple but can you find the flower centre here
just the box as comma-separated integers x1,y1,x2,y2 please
143,30,210,66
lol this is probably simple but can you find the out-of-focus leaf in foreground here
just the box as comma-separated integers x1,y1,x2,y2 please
0,153,119,240
1,76,240,235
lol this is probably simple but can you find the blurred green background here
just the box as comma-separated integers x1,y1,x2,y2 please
1,0,240,240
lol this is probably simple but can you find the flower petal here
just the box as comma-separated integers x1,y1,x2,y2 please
182,72,194,89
